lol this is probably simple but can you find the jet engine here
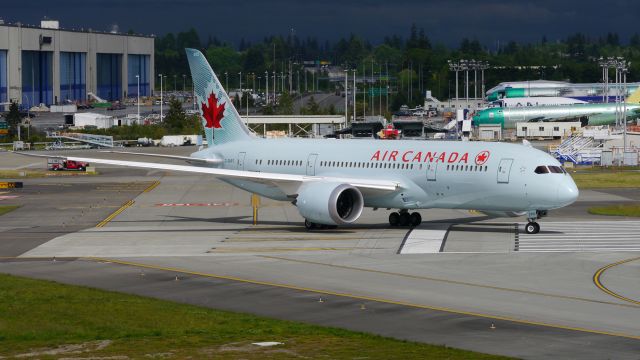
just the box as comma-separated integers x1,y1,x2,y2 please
296,182,364,225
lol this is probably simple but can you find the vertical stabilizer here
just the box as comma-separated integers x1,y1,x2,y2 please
186,48,253,146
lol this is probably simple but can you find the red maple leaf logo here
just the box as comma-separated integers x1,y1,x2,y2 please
201,92,225,129
475,151,490,165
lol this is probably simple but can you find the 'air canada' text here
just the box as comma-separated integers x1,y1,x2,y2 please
370,150,470,163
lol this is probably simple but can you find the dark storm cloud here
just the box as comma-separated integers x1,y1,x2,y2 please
3,0,640,46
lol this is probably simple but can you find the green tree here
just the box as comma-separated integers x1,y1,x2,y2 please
276,92,294,115
301,96,321,115
205,46,242,81
5,102,22,138
163,97,187,133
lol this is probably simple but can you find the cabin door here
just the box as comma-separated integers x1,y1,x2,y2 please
306,153,318,176
426,162,437,181
237,152,246,171
497,158,513,183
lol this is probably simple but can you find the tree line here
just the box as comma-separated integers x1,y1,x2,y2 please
156,26,640,111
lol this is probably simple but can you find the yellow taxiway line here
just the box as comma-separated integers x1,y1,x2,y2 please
143,180,161,193
95,200,134,228
593,256,640,306
261,255,639,309
86,256,640,341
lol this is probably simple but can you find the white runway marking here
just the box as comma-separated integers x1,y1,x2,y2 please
399,224,451,254
517,221,640,252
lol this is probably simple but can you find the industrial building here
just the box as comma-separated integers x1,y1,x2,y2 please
0,20,154,109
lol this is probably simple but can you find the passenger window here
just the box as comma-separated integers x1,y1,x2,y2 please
534,166,549,174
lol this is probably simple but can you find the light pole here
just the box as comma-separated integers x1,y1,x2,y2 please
182,74,186,91
479,61,489,100
158,73,163,120
470,59,478,101
238,72,242,108
246,73,249,117
173,74,176,92
265,71,269,105
136,74,140,121
461,59,469,106
344,69,348,129
448,60,462,108
352,69,356,123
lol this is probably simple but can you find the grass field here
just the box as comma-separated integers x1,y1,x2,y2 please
588,204,640,217
0,274,508,359
0,205,19,216
570,171,640,189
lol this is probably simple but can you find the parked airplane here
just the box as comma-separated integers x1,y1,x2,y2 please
475,91,640,129
486,80,640,102
17,49,579,234
489,97,587,108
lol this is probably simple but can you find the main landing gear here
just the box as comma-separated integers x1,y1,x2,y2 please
389,210,422,227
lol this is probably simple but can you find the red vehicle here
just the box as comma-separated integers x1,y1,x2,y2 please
48,158,89,171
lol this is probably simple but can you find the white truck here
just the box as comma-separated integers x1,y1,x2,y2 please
159,135,202,147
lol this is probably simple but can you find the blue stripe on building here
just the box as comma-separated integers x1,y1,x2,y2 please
127,54,150,97
60,52,86,103
97,53,122,101
22,51,54,107
0,50,7,104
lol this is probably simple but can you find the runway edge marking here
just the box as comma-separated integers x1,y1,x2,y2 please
593,256,640,306
87,256,640,341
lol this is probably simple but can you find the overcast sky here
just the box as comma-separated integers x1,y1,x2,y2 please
3,0,639,47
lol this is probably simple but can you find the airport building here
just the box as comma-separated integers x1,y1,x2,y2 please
0,20,154,109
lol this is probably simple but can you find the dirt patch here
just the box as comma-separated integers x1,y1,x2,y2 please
13,340,112,358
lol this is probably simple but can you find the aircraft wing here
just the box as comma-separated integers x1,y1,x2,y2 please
14,152,400,196
100,150,223,165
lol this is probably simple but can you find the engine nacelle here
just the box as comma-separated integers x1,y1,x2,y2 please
480,210,527,218
296,182,364,225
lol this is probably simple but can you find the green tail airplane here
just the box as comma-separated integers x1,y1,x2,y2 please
475,88,640,129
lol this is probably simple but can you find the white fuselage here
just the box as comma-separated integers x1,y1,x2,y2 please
192,138,579,213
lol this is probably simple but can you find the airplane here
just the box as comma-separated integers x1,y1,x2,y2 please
489,96,587,108
486,80,640,103
16,49,580,234
474,92,640,129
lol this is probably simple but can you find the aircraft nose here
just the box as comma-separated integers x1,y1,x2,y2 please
557,176,579,206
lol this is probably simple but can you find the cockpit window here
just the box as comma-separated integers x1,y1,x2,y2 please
534,166,549,174
548,166,564,174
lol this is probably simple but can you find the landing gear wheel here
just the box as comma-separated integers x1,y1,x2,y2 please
304,219,316,231
389,212,400,226
525,222,540,234
399,212,411,227
409,212,422,227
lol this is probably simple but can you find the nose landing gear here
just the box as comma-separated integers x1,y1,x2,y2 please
524,210,543,234
389,210,422,227
525,221,540,234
